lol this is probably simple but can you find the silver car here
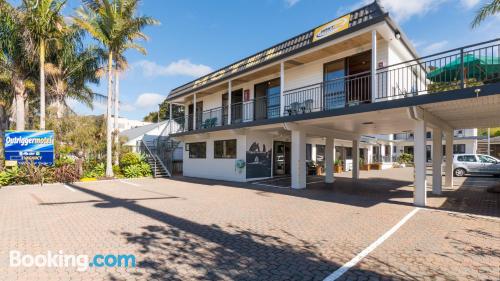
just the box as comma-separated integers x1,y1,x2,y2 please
453,154,500,177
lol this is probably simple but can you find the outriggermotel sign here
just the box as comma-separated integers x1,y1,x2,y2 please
3,131,55,166
312,14,351,42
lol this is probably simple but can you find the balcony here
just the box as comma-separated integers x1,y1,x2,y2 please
169,38,499,135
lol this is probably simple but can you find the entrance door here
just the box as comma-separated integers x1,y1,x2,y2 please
188,104,194,130
274,141,291,175
231,89,243,123
195,101,203,129
254,78,280,120
324,59,346,110
346,50,371,103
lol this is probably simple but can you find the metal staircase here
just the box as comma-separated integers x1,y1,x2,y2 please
139,140,171,178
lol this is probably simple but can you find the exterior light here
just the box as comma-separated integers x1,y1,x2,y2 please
395,32,401,40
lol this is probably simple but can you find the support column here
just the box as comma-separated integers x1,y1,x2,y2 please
371,30,377,103
193,93,197,130
291,129,306,189
184,104,189,131
228,80,232,125
432,128,443,195
414,119,427,206
445,130,454,188
169,102,173,134
352,139,360,180
325,137,335,183
367,145,373,164
280,61,285,116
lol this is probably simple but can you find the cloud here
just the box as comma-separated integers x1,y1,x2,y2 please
284,0,300,7
460,0,480,8
134,59,213,78
120,103,136,112
422,40,448,55
134,93,165,109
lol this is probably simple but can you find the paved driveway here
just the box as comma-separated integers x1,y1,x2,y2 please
0,168,498,280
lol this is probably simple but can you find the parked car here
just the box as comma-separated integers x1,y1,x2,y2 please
453,154,500,177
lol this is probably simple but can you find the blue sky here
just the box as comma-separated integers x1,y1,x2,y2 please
14,0,500,120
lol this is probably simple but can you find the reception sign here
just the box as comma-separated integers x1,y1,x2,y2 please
3,131,55,166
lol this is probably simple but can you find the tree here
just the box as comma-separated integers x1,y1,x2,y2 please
74,0,159,177
0,1,37,131
44,27,102,118
143,99,184,123
22,0,66,130
471,0,500,28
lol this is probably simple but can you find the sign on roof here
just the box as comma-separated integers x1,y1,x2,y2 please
313,14,351,42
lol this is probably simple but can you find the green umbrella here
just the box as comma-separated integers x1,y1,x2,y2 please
427,54,500,82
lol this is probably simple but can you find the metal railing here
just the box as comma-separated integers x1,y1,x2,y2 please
169,38,499,134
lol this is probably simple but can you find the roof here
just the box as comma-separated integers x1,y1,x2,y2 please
120,120,169,141
167,1,390,101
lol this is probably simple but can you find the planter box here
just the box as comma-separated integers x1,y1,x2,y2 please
334,165,343,173
371,163,382,170
361,164,371,171
316,166,325,176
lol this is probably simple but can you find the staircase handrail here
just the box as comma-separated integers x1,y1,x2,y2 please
141,139,171,177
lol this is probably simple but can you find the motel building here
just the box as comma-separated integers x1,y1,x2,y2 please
164,2,500,207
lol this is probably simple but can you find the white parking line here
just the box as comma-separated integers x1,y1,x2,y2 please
323,207,420,281
63,184,76,192
118,179,141,187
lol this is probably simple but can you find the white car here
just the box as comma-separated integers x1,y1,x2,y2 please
453,154,500,177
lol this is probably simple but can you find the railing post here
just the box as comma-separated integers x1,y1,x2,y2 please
280,61,285,116
460,48,465,89
169,102,173,134
193,93,197,130
228,80,232,125
371,30,377,103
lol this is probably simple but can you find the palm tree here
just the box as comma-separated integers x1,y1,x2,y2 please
0,2,37,131
74,0,159,177
22,0,66,130
44,27,102,118
471,0,500,28
113,53,128,165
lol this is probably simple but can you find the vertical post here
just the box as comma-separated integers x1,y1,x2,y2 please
414,119,427,206
169,102,173,134
432,128,443,195
460,48,465,89
280,61,285,116
193,93,197,130
325,137,335,183
445,130,454,188
228,80,232,125
184,104,189,132
352,139,360,180
371,30,377,103
291,129,306,189
487,128,491,155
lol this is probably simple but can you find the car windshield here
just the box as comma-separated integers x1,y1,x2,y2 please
478,155,498,163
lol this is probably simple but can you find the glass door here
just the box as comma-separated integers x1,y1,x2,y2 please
323,59,346,110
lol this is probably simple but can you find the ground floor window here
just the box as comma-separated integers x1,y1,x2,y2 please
316,144,325,163
306,144,312,161
453,144,466,154
187,142,206,159
214,139,237,159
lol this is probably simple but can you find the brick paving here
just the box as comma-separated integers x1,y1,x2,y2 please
0,168,498,280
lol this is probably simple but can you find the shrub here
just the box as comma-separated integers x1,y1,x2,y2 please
0,169,16,186
113,165,122,176
123,164,143,178
398,153,414,164
120,152,141,167
54,164,80,183
139,162,152,177
55,155,75,167
84,162,105,178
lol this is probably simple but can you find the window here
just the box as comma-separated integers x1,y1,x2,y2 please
453,144,466,154
426,132,432,139
188,142,206,159
426,145,432,162
393,145,397,153
214,139,237,159
306,144,312,161
457,155,476,162
316,144,325,163
478,155,497,163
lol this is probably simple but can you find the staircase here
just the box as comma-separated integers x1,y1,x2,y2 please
139,140,171,178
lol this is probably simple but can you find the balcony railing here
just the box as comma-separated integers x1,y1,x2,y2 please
169,38,499,134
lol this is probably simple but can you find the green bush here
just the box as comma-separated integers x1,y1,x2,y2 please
398,153,414,164
123,162,151,178
55,155,75,167
0,169,16,186
83,162,105,178
120,152,141,167
113,165,122,177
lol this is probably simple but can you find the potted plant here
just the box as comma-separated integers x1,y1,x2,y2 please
334,159,343,173
316,162,325,176
360,158,371,170
371,162,382,170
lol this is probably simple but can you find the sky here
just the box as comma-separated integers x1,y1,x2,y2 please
12,0,500,121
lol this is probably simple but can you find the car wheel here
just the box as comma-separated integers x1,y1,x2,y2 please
454,168,466,177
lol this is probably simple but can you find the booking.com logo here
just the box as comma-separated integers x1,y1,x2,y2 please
9,250,136,272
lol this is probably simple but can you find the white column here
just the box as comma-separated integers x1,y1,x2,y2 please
193,93,197,130
445,130,454,188
169,102,173,133
414,119,427,206
352,139,360,180
280,61,285,116
432,128,443,195
291,129,306,189
325,137,335,183
367,145,373,164
228,80,232,125
371,30,377,103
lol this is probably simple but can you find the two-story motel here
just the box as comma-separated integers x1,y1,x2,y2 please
165,2,500,206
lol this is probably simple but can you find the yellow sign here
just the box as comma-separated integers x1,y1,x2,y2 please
313,14,351,42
